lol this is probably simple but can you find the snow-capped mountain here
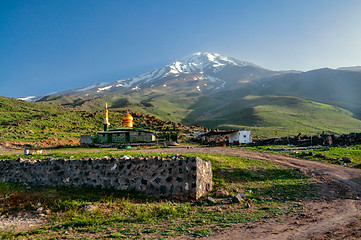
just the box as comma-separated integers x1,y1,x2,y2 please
20,52,277,100
111,52,271,91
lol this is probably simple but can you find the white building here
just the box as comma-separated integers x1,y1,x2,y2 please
228,131,251,144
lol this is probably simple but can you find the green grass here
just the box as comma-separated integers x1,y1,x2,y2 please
2,93,361,144
290,145,361,167
243,144,361,167
0,96,203,144
192,95,361,137
0,151,315,239
29,90,361,139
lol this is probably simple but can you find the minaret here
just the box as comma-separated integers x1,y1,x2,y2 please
103,102,110,131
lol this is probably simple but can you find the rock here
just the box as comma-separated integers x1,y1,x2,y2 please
206,196,215,204
215,189,229,198
82,205,98,213
232,194,243,203
256,196,264,201
168,142,179,146
36,207,43,212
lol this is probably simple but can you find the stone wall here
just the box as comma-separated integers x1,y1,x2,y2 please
0,156,213,200
252,132,361,147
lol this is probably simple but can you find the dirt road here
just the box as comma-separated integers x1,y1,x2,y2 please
136,146,361,240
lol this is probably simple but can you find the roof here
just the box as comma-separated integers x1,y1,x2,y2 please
122,113,133,120
97,127,154,134
200,130,249,137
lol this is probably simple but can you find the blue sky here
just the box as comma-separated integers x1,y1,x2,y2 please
1,0,361,97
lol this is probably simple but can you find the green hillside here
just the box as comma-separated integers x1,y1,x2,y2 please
256,69,361,119
0,96,98,142
37,90,361,138
191,95,361,137
0,96,201,144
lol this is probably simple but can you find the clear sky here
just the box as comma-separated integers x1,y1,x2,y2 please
1,0,361,98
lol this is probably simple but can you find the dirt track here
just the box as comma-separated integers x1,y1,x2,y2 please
136,146,361,240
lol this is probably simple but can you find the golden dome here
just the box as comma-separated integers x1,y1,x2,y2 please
123,113,133,120
122,113,133,128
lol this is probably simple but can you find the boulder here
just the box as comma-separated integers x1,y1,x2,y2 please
206,196,215,204
232,194,243,203
215,189,229,198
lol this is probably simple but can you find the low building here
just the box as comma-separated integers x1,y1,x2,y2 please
200,130,252,145
94,127,155,144
81,105,156,146
228,130,251,144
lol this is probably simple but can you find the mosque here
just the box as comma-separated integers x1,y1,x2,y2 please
80,104,156,146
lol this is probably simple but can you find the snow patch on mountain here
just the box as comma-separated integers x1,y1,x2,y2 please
116,68,166,88
216,81,226,89
205,75,221,83
18,96,39,102
76,82,107,92
97,85,113,92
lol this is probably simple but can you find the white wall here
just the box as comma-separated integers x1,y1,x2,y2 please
229,131,251,143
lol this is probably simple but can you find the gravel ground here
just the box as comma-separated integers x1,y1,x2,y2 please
0,212,44,231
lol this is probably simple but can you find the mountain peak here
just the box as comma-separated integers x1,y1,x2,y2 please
165,52,254,77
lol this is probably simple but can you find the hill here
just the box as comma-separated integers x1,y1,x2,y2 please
255,68,361,119
188,95,361,137
0,96,203,146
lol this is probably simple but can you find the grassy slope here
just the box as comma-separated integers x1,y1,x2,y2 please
191,95,361,137
107,91,361,138
0,97,201,143
256,69,361,119
0,96,100,142
39,91,361,138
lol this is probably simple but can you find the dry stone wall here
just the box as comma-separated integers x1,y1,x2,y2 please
252,132,361,147
0,156,213,200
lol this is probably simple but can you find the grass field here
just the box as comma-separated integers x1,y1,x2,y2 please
0,151,315,239
243,144,361,168
3,93,361,145
196,96,361,137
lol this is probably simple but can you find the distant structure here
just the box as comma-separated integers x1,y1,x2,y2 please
228,130,251,144
80,104,155,146
200,130,252,145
